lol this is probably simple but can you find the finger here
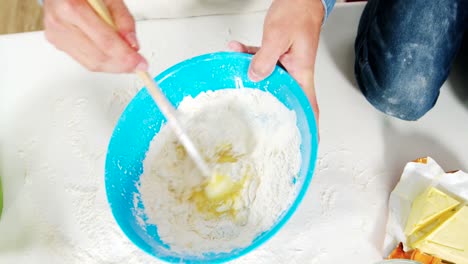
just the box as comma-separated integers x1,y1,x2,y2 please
46,22,109,72
304,77,320,128
279,38,320,125
227,41,260,54
295,70,320,130
249,27,290,82
51,22,147,73
286,61,319,125
105,0,139,50
60,0,146,72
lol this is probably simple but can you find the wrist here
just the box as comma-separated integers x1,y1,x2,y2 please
310,0,326,24
285,0,325,24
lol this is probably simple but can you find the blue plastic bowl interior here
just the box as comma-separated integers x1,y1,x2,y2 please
105,52,319,263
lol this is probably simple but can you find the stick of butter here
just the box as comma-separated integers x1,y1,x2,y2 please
405,187,468,263
405,187,460,237
412,205,468,263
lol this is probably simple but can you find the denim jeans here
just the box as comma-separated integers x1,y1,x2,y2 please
355,0,468,121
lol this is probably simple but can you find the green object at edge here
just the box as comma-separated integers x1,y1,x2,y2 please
0,176,3,219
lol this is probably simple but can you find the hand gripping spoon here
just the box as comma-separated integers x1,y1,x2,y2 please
86,0,211,178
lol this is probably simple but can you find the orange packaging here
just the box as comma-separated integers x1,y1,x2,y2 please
388,243,443,264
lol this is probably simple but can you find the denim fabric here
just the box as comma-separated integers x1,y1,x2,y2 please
355,0,468,121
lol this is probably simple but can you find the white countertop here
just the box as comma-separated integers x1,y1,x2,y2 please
1,3,468,263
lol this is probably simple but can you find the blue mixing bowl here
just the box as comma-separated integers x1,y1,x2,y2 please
105,52,319,263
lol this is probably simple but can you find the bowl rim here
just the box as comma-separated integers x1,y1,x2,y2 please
105,51,319,263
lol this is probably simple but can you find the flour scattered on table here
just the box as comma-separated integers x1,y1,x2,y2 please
138,88,301,254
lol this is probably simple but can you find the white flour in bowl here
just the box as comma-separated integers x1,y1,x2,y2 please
138,88,301,255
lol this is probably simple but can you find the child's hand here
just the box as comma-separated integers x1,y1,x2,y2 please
229,0,324,123
43,0,148,73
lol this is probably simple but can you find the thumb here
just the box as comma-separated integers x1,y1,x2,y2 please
106,0,139,50
249,29,290,82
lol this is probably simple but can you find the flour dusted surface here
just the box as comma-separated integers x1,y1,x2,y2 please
138,88,301,255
